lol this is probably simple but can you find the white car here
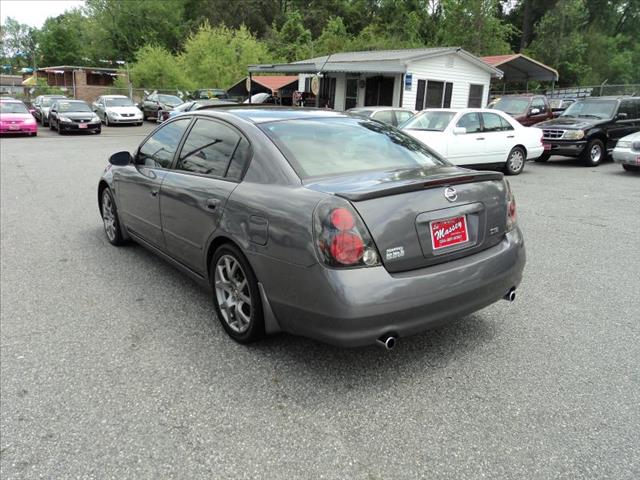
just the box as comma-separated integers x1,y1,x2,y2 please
402,108,544,175
93,95,144,126
612,132,640,172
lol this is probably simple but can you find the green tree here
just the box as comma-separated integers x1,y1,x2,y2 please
0,17,38,72
179,23,273,88
313,17,353,56
38,10,91,66
84,0,185,61
268,10,313,62
437,0,515,55
129,44,190,89
527,0,590,85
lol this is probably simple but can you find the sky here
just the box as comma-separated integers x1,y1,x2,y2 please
1,0,85,27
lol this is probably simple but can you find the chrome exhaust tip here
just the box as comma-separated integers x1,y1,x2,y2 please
504,287,516,302
377,334,397,351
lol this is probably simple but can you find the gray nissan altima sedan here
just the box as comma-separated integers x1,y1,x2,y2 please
98,106,525,349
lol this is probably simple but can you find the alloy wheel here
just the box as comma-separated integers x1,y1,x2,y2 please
508,149,524,173
214,255,252,333
101,190,117,242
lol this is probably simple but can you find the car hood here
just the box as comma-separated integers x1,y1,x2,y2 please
537,116,607,129
0,113,34,122
106,106,141,114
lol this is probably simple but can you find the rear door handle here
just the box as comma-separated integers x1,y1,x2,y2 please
476,137,485,140
150,189,158,197
507,135,515,138
206,198,221,210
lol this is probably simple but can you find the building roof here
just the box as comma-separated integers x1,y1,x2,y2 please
250,47,503,78
252,75,298,92
481,54,558,82
38,65,119,73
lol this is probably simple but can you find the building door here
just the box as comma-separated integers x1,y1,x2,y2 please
318,77,336,108
345,78,358,110
365,76,394,106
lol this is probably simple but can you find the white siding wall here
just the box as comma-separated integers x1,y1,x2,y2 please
403,54,492,110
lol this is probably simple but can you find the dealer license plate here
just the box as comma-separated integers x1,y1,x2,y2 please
430,215,469,250
79,123,88,129
9,124,19,130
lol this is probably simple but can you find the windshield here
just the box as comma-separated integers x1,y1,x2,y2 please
561,100,617,119
106,97,134,107
158,95,182,106
401,111,455,131
42,97,64,107
0,102,29,114
57,101,92,113
490,97,530,115
260,117,446,179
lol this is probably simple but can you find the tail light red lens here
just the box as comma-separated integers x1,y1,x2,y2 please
314,199,380,268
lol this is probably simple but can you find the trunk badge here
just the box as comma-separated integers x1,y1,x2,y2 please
444,187,457,202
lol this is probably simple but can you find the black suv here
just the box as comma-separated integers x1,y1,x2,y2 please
535,96,640,166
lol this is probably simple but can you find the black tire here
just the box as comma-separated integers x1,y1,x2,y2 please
57,121,63,135
156,109,163,123
581,138,605,167
49,118,54,130
43,117,48,127
210,243,265,344
104,115,110,126
622,164,639,172
535,152,550,162
142,110,147,121
504,146,526,175
100,187,125,246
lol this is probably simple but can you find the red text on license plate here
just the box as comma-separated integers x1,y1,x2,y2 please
430,215,469,250
79,123,88,129
543,143,551,150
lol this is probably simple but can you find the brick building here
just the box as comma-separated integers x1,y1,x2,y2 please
23,66,128,102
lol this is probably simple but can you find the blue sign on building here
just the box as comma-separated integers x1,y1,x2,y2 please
404,73,413,91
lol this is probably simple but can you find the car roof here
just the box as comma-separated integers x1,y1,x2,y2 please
101,94,128,98
0,99,22,103
349,107,413,112
195,105,349,124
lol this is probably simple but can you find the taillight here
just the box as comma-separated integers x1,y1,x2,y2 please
505,180,517,231
313,199,380,268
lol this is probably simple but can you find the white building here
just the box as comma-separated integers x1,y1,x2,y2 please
248,47,503,111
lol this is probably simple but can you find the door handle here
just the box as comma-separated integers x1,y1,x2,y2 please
206,198,221,210
150,189,158,197
507,135,515,138
476,137,485,140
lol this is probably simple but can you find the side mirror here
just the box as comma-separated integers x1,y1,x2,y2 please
29,108,36,116
453,127,466,135
529,108,541,116
616,112,628,121
109,151,133,166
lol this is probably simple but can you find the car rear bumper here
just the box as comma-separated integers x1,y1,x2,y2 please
541,140,586,157
261,228,526,347
612,149,640,166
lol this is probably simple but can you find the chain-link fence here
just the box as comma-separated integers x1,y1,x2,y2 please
490,84,639,99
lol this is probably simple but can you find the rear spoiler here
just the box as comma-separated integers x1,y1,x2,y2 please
335,171,504,202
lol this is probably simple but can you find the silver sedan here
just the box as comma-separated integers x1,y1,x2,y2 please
613,132,640,172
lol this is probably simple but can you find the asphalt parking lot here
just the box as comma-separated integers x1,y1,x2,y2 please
1,123,639,479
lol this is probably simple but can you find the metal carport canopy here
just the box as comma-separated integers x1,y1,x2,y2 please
481,54,559,82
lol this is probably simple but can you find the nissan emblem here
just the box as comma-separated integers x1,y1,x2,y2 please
444,187,457,202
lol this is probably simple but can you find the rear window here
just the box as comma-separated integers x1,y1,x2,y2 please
260,117,447,179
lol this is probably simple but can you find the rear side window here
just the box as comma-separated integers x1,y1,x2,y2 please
137,118,190,168
176,118,241,177
457,113,482,133
482,113,504,132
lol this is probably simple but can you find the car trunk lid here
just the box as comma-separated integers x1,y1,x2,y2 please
305,166,509,273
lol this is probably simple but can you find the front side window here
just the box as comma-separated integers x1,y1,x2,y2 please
260,117,446,179
137,118,190,169
618,100,638,119
457,113,482,133
176,119,240,177
531,97,546,112
402,111,454,131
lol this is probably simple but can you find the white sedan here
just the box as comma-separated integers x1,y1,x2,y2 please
401,109,544,175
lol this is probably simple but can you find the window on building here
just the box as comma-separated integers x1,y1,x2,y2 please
468,84,484,108
416,80,453,110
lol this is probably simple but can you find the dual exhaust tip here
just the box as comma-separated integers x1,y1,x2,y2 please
377,287,517,351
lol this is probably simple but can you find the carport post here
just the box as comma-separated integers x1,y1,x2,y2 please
248,72,252,104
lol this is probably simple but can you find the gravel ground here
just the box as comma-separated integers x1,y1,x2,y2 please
1,122,639,479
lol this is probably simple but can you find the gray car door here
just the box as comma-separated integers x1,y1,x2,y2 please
159,117,249,274
114,118,191,248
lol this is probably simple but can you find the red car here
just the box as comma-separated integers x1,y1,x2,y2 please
489,94,553,126
0,99,38,136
